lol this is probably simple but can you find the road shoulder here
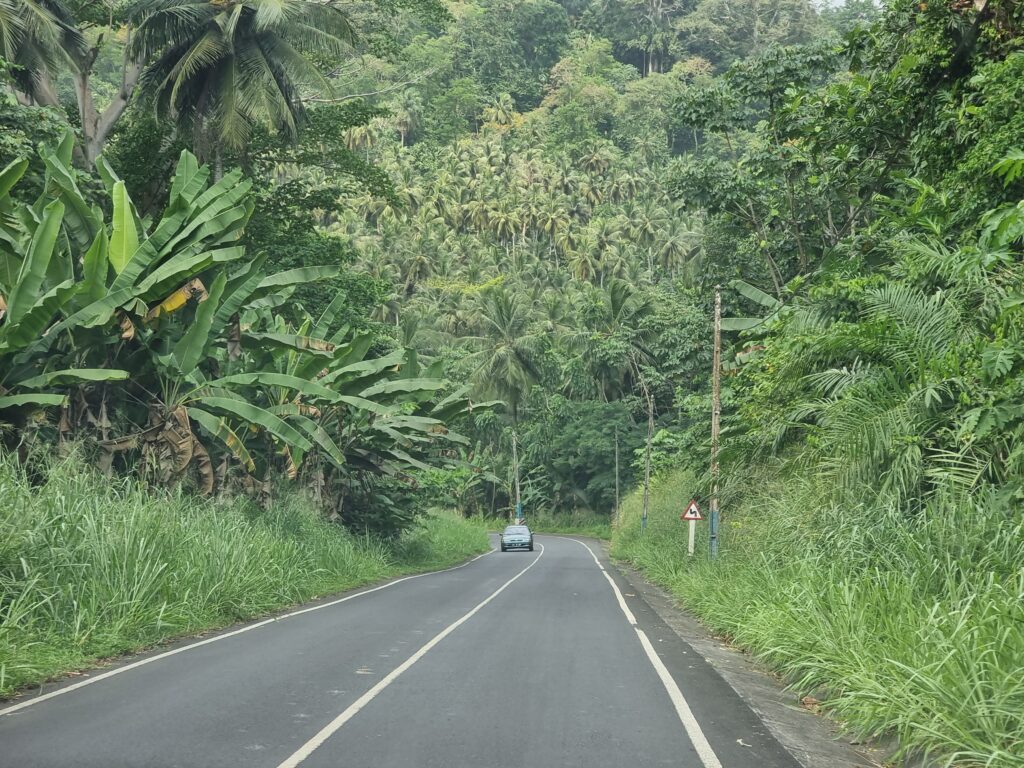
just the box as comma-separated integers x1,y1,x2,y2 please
602,545,882,768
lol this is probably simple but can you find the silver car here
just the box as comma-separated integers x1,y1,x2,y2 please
499,524,534,552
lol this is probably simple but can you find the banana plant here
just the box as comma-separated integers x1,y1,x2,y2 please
0,158,128,415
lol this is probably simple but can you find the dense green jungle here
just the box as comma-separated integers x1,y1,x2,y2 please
2,0,1023,763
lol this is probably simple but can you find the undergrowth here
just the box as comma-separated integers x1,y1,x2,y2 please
612,469,1024,768
0,452,489,697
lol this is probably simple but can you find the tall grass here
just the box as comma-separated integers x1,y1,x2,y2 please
0,452,489,696
612,469,1024,768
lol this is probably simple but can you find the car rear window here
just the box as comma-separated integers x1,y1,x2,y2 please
505,526,530,534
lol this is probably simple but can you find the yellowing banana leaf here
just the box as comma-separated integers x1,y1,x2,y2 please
145,279,207,322
187,406,256,472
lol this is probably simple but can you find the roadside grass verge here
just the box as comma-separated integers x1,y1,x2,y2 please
0,453,489,698
612,468,1024,768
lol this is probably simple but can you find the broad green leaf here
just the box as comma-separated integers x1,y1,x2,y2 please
335,395,396,415
720,317,765,331
315,294,349,336
0,280,77,352
40,150,100,251
135,246,245,301
241,332,336,356
359,377,446,398
7,200,64,324
81,228,109,303
729,279,781,310
257,266,342,291
94,155,121,195
169,150,206,207
16,368,129,389
197,396,313,452
172,271,227,374
109,181,140,274
205,372,342,403
386,448,431,471
0,393,66,409
291,415,346,467
318,348,404,386
0,158,28,199
212,254,268,329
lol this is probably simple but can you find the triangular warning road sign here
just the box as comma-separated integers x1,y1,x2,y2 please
681,499,703,521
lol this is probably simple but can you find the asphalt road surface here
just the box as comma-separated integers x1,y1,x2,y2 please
0,536,802,768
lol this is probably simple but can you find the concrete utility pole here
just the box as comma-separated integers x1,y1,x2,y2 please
512,429,522,522
710,286,722,559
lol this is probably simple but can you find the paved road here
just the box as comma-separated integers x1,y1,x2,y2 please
0,536,801,768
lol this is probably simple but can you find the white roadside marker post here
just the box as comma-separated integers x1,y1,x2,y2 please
681,499,702,557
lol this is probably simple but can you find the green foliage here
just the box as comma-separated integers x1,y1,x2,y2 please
0,134,493,537
613,467,1024,768
0,450,488,695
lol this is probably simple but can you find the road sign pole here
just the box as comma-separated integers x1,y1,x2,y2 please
681,499,702,556
710,286,722,560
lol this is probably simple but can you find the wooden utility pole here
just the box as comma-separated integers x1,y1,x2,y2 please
614,429,620,525
710,286,722,559
512,429,522,522
641,381,654,533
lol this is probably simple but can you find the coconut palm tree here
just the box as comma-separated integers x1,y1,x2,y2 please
131,0,355,164
463,287,545,423
0,0,82,103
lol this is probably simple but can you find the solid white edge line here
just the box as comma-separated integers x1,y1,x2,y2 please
275,544,546,768
0,547,496,717
555,535,724,768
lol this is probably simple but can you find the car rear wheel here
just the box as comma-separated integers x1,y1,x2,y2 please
500,545,507,552
528,545,534,551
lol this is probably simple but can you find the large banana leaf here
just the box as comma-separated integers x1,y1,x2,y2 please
205,372,342,403
0,393,66,409
291,415,346,467
212,255,268,329
172,271,227,374
241,332,336,356
0,158,28,200
38,147,100,252
0,281,77,352
359,377,447,398
109,181,140,274
186,407,256,472
15,368,130,389
81,229,109,304
168,151,209,209
6,200,64,325
317,348,404,387
197,396,313,452
135,246,245,302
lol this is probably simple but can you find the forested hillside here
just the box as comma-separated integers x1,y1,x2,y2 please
2,0,1023,762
